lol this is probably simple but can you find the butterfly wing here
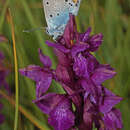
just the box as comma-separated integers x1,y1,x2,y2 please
66,0,82,15
43,0,81,39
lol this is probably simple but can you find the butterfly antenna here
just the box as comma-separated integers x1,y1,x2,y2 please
23,27,45,33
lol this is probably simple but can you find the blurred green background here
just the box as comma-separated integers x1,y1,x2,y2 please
0,0,130,129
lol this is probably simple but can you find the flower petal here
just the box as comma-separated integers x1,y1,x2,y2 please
103,108,123,129
19,65,44,81
54,49,70,66
86,53,99,75
19,65,52,96
73,53,89,78
36,74,52,98
38,49,52,68
81,79,98,104
91,64,116,85
83,96,93,130
48,96,75,130
71,43,89,58
89,33,103,52
56,64,71,84
46,41,70,53
62,83,82,108
98,86,122,113
34,93,75,130
79,27,91,42
33,93,63,114
63,14,77,48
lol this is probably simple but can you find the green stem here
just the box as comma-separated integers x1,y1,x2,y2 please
8,9,19,130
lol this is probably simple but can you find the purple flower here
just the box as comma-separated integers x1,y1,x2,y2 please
82,85,122,129
33,93,75,130
0,52,10,94
73,53,89,78
19,49,53,98
0,51,10,124
91,64,116,86
102,108,123,130
46,15,103,53
20,14,123,130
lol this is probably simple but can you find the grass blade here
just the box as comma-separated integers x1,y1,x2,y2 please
7,8,19,130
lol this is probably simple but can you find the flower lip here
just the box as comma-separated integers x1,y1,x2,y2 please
71,43,90,58
33,93,75,130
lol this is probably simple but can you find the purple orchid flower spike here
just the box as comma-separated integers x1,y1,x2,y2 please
20,14,123,130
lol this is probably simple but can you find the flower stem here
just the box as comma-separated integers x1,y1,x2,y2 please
7,8,19,130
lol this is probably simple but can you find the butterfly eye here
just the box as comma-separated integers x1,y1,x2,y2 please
46,1,49,5
65,0,68,2
57,13,59,16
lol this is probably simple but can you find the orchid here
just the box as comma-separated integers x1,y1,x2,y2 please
20,14,123,130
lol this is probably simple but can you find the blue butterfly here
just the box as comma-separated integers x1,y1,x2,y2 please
43,0,82,40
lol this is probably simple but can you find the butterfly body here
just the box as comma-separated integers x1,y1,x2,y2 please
43,0,81,39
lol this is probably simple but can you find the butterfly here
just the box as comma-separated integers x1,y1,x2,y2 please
43,0,82,40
